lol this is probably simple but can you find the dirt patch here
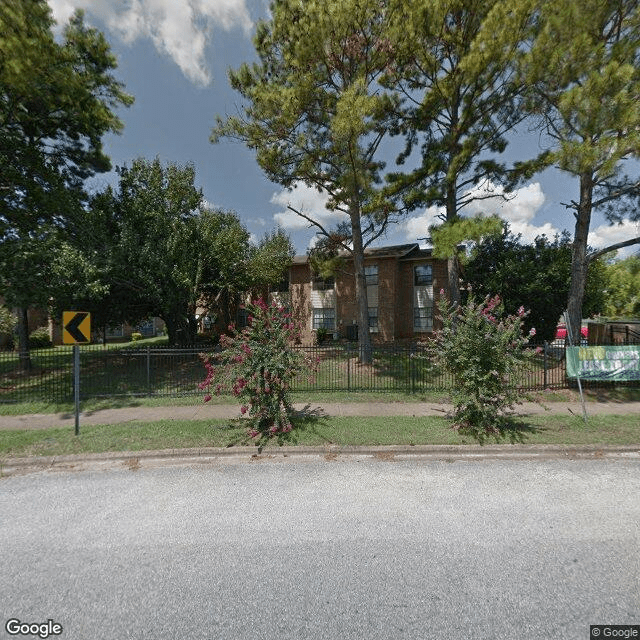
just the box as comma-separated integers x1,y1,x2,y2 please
124,457,140,471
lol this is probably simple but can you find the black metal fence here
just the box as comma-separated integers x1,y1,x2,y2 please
0,341,632,404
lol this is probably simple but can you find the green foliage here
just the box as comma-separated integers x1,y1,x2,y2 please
384,0,535,301
601,256,640,319
464,227,605,341
28,327,52,349
432,293,536,437
212,0,403,362
514,0,640,339
0,1,132,359
130,332,143,342
0,2,132,235
430,215,503,259
315,327,330,345
200,298,317,441
73,158,294,346
0,306,16,336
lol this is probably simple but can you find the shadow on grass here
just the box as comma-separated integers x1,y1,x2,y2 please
252,404,333,451
456,415,540,445
59,396,146,419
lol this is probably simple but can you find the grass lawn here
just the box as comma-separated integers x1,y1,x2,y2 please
1,412,639,460
2,386,640,417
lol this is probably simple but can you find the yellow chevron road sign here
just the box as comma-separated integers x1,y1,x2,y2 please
62,311,91,344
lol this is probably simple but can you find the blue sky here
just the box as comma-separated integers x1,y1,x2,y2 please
48,0,639,257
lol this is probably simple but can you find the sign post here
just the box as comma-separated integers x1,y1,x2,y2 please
63,312,91,435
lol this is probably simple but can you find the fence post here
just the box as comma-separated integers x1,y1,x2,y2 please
146,346,151,396
410,346,415,393
347,342,351,391
543,341,548,388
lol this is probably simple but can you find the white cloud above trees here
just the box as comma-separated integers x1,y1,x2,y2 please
271,183,349,232
47,0,252,85
404,181,559,244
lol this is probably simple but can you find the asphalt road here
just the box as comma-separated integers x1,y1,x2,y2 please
1,457,639,640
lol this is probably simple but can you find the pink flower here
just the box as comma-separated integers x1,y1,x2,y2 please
240,405,248,414
204,394,212,403
249,429,259,438
535,346,543,354
529,327,536,337
518,306,525,317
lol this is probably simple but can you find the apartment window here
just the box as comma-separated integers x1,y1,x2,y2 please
312,308,335,330
368,307,378,331
312,275,335,291
105,324,124,338
414,264,433,286
137,319,155,337
364,265,378,286
413,307,433,331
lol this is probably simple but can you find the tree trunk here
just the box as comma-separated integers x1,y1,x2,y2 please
16,307,31,373
446,183,461,307
350,202,372,364
566,172,594,344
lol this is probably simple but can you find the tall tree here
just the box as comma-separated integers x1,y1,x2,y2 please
485,0,640,341
86,158,294,345
0,1,133,365
385,0,536,305
211,0,403,363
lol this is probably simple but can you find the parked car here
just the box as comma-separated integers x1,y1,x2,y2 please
555,323,588,344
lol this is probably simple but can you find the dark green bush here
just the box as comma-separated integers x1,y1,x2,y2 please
29,326,53,349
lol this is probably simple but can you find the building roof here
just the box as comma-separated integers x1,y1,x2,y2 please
292,243,433,264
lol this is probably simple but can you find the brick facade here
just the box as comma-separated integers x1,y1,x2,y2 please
283,244,448,343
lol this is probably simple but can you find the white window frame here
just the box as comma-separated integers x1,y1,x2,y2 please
368,307,379,332
364,265,378,286
413,306,433,332
312,308,335,330
414,264,433,286
312,276,335,291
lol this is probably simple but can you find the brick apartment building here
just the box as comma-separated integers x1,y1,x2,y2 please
260,243,448,344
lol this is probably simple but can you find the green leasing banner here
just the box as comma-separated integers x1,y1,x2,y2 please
566,345,640,380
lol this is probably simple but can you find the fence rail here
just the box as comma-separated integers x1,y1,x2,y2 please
0,341,636,404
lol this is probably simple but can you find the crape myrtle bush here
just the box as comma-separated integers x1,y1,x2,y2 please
200,297,318,440
432,291,537,436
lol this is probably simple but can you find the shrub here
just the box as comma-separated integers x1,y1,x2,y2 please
199,297,317,441
432,292,536,437
315,326,330,344
130,332,143,342
29,327,53,349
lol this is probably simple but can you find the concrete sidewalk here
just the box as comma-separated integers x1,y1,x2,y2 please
3,400,640,430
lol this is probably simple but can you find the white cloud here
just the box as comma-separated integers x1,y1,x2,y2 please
271,183,349,231
47,0,252,85
589,220,640,258
403,181,558,245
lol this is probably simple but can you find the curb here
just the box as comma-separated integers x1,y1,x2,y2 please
2,444,640,477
